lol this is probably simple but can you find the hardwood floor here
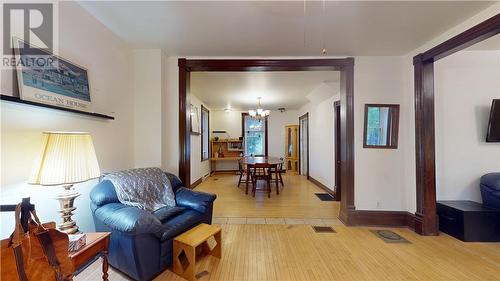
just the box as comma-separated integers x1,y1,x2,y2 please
75,174,500,281
76,224,500,281
196,173,339,219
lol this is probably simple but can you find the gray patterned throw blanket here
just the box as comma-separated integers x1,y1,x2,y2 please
103,167,176,211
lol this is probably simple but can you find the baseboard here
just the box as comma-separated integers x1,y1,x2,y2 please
308,177,335,196
191,177,203,189
212,169,239,174
346,210,415,229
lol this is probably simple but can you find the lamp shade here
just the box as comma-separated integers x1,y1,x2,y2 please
29,132,100,186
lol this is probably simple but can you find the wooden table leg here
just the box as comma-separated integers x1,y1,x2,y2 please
275,165,279,195
245,166,250,194
212,230,222,259
102,250,109,281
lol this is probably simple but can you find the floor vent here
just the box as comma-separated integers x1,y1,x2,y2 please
315,193,335,201
312,226,336,233
370,230,410,244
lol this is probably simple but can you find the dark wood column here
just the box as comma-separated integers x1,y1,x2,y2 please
178,59,191,187
338,60,355,223
413,55,438,235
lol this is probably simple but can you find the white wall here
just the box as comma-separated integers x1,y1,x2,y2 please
211,109,244,140
298,83,338,192
435,50,500,202
190,95,211,182
268,109,298,158
133,49,163,167
0,2,135,238
162,56,179,175
354,57,409,211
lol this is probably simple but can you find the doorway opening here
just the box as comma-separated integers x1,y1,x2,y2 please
178,58,355,224
299,113,309,179
334,101,341,201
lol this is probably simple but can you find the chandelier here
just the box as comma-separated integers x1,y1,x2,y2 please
248,97,270,118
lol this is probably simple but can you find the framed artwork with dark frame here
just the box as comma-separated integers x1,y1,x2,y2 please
363,104,400,149
190,104,200,135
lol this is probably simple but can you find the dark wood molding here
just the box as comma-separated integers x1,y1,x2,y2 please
201,105,210,161
190,177,203,189
334,101,341,202
346,210,416,229
338,62,355,225
412,14,500,236
184,58,353,72
420,13,500,62
178,59,191,187
309,176,334,196
298,112,309,179
413,56,438,236
0,94,114,120
179,58,355,222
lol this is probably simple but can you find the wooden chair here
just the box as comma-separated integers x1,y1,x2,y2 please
269,158,285,188
248,163,272,198
237,160,248,187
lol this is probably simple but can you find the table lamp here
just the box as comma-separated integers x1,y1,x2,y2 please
29,132,100,234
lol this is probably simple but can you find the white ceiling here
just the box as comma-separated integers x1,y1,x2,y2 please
191,71,339,110
78,1,494,56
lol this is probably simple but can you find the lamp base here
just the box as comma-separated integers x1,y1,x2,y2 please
54,184,80,234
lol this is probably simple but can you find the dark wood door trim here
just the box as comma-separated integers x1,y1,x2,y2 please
179,58,355,222
334,101,341,202
298,112,309,179
413,14,500,235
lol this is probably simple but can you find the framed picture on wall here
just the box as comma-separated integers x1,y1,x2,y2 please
12,37,92,112
190,104,200,135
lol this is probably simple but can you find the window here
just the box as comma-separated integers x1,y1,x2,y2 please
363,104,399,149
242,113,267,156
201,105,209,161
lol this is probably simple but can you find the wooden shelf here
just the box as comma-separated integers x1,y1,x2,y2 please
211,139,243,143
0,94,115,120
210,157,241,161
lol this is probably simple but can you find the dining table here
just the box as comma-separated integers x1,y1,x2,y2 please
240,156,284,195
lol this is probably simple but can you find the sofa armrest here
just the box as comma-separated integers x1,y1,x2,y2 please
93,203,163,235
175,187,216,213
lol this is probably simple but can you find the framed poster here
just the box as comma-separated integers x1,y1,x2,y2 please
190,104,200,135
12,38,92,112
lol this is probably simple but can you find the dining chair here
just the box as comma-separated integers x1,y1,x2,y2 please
237,160,248,187
269,158,285,188
248,163,272,198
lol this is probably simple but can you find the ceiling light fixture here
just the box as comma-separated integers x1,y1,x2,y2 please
224,107,232,112
248,97,270,119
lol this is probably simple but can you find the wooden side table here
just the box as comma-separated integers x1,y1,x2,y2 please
69,232,111,281
173,224,221,281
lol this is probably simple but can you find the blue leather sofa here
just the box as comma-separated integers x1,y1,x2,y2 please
90,172,216,281
480,173,500,209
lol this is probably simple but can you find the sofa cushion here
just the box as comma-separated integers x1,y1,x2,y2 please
152,206,186,222
94,203,163,234
175,187,217,213
158,210,204,241
481,173,500,190
90,180,120,206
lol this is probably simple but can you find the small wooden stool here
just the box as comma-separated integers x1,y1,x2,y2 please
173,223,222,281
